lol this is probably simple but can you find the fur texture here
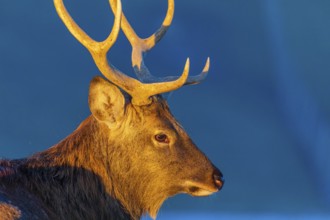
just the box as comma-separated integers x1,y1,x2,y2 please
0,78,222,219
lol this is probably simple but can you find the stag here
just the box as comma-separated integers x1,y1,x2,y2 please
0,0,224,219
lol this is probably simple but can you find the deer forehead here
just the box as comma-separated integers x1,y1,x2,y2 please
121,99,180,132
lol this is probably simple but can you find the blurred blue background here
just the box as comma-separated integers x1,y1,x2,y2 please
0,0,329,219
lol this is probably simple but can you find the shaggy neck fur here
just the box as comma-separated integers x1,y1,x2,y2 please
0,115,158,220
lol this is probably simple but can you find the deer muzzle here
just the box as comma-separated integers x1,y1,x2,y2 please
183,165,224,197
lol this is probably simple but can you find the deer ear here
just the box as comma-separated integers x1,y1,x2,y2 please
88,76,125,127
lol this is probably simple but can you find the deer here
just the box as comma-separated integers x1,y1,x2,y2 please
0,0,224,219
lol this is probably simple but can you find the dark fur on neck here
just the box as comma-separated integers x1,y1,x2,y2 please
0,116,138,220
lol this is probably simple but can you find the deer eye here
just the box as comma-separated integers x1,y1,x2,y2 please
155,133,169,144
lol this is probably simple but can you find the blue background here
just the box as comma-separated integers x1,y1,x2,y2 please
1,0,330,219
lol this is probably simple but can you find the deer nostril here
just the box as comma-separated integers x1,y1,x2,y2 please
213,169,224,190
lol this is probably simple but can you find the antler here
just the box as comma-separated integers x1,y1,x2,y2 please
109,0,210,85
53,0,190,106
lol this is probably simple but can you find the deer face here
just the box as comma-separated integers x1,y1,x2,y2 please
89,77,223,215
131,98,223,197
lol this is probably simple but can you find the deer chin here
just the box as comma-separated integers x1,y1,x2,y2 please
183,180,218,197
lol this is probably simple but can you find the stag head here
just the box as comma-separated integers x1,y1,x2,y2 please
54,0,224,218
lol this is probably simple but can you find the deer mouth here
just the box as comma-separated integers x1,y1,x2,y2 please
183,180,219,197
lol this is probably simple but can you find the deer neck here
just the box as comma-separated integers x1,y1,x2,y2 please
17,115,135,220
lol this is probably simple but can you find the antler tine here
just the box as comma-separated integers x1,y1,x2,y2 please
165,57,210,85
54,0,120,54
109,0,209,85
54,0,138,95
54,0,190,106
186,57,210,85
141,57,210,85
109,0,174,81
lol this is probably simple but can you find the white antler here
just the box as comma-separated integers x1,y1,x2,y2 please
54,0,190,106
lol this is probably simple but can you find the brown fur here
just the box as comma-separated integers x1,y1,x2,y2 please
0,203,21,220
0,78,222,219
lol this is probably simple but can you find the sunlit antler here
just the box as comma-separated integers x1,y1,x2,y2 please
54,0,190,106
109,0,209,85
